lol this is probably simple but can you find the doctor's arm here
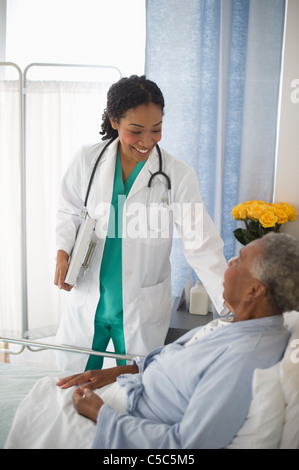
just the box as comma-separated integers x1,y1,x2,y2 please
54,249,73,291
173,168,228,314
54,147,87,290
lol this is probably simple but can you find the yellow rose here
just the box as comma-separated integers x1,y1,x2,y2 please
231,200,297,225
272,205,289,224
231,203,249,220
259,211,278,228
247,202,268,221
278,202,298,221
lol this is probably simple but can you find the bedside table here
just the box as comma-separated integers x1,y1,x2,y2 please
165,297,213,344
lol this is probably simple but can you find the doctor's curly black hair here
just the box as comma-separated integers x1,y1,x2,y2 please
100,75,165,140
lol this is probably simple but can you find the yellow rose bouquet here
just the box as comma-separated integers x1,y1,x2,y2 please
231,200,297,245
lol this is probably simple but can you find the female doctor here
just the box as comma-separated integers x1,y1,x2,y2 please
54,75,228,372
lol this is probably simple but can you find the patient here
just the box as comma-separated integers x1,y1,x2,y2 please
55,232,299,449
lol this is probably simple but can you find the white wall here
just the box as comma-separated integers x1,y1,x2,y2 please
274,0,299,240
5,0,145,77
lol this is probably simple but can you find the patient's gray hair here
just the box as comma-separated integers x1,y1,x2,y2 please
250,233,299,314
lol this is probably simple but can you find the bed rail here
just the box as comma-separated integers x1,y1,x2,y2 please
0,337,139,362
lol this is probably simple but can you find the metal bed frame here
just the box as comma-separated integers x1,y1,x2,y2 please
0,62,125,362
0,336,137,362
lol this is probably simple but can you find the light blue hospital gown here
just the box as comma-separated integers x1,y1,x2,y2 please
92,315,289,449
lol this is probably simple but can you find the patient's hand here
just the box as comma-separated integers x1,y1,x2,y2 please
72,387,103,423
56,364,138,390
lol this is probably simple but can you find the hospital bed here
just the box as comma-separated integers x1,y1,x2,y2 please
0,338,137,448
1,311,298,449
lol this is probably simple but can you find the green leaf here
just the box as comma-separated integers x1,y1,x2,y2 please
233,228,257,246
247,219,260,236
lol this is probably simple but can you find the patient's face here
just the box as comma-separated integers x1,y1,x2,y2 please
223,239,263,311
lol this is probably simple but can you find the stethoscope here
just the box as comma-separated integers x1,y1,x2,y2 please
148,144,171,192
84,136,171,211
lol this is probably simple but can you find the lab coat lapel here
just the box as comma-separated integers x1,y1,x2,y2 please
93,138,118,205
126,146,160,201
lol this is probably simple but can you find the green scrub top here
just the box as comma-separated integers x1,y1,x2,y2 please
86,149,145,370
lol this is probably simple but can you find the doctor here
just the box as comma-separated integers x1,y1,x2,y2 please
54,75,228,371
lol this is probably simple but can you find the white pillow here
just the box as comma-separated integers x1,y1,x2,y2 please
226,362,285,449
227,312,299,449
279,317,299,449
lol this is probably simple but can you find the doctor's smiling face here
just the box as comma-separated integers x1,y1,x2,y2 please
110,102,163,164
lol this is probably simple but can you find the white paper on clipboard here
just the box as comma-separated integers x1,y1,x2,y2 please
64,214,97,286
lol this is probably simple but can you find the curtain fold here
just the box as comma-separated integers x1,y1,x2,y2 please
145,0,285,296
0,75,117,337
24,80,113,335
221,0,250,259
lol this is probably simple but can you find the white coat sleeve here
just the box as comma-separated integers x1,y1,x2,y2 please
56,147,86,255
173,167,228,314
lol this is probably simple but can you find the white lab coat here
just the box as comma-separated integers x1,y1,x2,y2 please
55,138,227,370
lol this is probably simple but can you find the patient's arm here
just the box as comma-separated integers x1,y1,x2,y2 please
56,364,138,390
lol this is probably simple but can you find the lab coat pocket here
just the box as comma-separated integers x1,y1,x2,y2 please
68,273,89,307
139,276,172,325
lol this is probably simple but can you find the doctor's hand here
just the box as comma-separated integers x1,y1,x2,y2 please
72,387,104,422
54,249,73,291
57,364,138,391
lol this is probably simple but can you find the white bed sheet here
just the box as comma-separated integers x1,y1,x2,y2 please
3,365,127,449
0,363,60,448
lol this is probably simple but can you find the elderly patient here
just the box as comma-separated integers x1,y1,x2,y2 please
57,233,299,449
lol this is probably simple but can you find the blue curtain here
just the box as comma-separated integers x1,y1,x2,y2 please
145,0,285,296
221,0,250,259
